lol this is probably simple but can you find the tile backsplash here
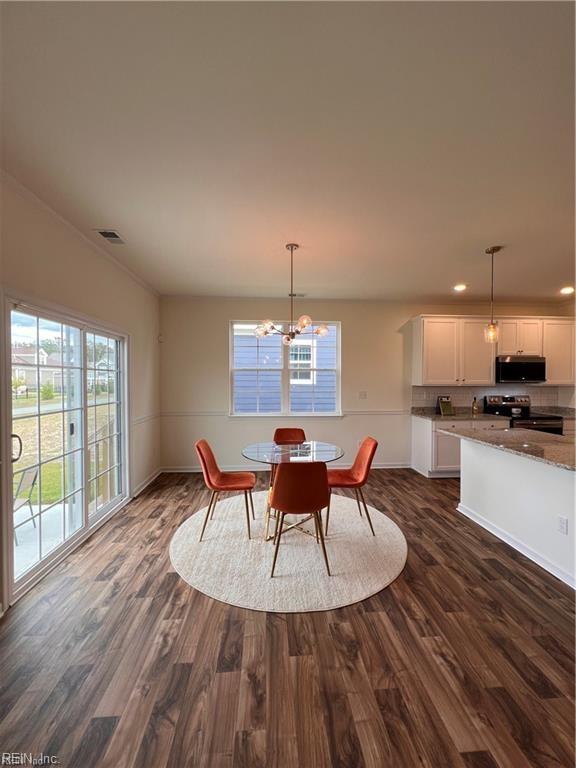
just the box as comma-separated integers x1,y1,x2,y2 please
412,385,559,409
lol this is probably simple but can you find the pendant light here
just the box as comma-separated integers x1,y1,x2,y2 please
254,243,328,344
484,245,503,343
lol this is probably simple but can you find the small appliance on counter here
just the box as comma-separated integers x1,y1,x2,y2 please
436,395,454,416
495,355,546,383
483,395,563,435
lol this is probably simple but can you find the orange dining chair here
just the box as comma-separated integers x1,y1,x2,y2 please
195,439,256,542
325,437,378,536
269,461,331,577
273,428,306,445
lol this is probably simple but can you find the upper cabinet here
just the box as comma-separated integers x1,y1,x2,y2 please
412,317,494,386
543,320,575,385
460,319,495,384
497,319,542,356
412,315,575,386
419,317,459,385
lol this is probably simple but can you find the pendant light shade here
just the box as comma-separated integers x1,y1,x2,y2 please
484,245,503,344
484,322,499,344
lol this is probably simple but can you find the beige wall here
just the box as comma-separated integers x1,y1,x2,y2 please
1,176,162,492
159,296,572,470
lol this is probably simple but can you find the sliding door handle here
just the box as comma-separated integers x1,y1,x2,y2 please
11,433,23,463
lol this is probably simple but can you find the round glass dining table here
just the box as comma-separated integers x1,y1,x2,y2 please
242,440,344,465
242,441,344,541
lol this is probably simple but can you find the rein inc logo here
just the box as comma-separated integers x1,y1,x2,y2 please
1,756,59,766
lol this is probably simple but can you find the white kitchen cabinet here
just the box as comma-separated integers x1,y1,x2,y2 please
459,319,495,385
434,430,463,471
412,314,574,387
543,320,575,385
498,319,543,356
412,317,494,386
411,417,508,478
420,317,460,385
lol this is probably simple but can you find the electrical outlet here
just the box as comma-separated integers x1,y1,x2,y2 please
358,391,368,400
558,516,569,535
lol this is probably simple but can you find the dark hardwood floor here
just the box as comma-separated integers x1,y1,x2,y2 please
0,469,573,768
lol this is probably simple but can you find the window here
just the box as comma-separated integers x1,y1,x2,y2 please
230,322,340,415
289,341,313,384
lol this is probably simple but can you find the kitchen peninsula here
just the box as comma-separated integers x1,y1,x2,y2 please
439,426,575,586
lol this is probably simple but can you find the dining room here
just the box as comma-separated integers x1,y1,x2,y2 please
0,2,574,767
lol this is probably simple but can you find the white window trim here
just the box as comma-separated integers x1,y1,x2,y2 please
229,320,342,417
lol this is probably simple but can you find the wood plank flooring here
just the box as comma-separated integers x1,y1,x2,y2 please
0,469,573,767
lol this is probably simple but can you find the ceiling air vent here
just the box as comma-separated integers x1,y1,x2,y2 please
96,229,125,244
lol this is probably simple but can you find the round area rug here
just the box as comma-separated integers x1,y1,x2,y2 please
170,491,407,612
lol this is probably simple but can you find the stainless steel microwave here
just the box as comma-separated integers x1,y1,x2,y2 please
495,355,546,383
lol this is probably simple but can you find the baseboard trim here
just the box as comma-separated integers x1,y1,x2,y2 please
131,469,163,497
457,502,575,588
160,462,410,473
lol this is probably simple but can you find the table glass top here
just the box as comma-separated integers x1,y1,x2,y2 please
242,441,344,465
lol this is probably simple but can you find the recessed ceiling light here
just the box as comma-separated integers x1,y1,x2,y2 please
453,284,467,292
560,286,574,295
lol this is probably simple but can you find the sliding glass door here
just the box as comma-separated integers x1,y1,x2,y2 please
86,332,124,518
9,305,126,591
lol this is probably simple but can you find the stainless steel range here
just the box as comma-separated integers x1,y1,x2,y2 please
483,395,564,435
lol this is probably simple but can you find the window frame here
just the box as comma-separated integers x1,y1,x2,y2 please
229,320,342,417
2,293,131,605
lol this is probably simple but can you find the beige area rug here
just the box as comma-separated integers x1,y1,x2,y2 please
169,491,407,612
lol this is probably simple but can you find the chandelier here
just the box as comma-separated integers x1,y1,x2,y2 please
254,243,328,345
484,245,503,343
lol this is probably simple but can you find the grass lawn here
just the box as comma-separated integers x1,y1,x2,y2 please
14,461,62,506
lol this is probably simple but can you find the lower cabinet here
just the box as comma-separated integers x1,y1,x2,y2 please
411,417,509,478
434,429,463,472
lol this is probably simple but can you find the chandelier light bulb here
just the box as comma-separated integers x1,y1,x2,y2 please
262,319,274,331
315,324,329,336
282,334,292,346
254,326,267,337
298,314,312,328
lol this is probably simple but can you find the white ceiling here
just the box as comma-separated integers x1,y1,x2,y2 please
1,2,574,301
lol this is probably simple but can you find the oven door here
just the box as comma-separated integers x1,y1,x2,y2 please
512,419,563,435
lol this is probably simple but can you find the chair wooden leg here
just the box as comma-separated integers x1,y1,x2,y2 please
199,491,216,542
358,487,375,536
210,491,219,520
249,489,255,520
244,491,251,540
354,488,363,517
313,510,320,543
271,512,285,577
272,509,281,545
264,507,270,541
315,511,331,575
325,493,331,535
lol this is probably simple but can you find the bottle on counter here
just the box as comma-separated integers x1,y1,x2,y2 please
472,396,479,416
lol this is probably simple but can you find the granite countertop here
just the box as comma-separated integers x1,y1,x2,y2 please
530,406,576,419
411,407,509,423
436,426,575,471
